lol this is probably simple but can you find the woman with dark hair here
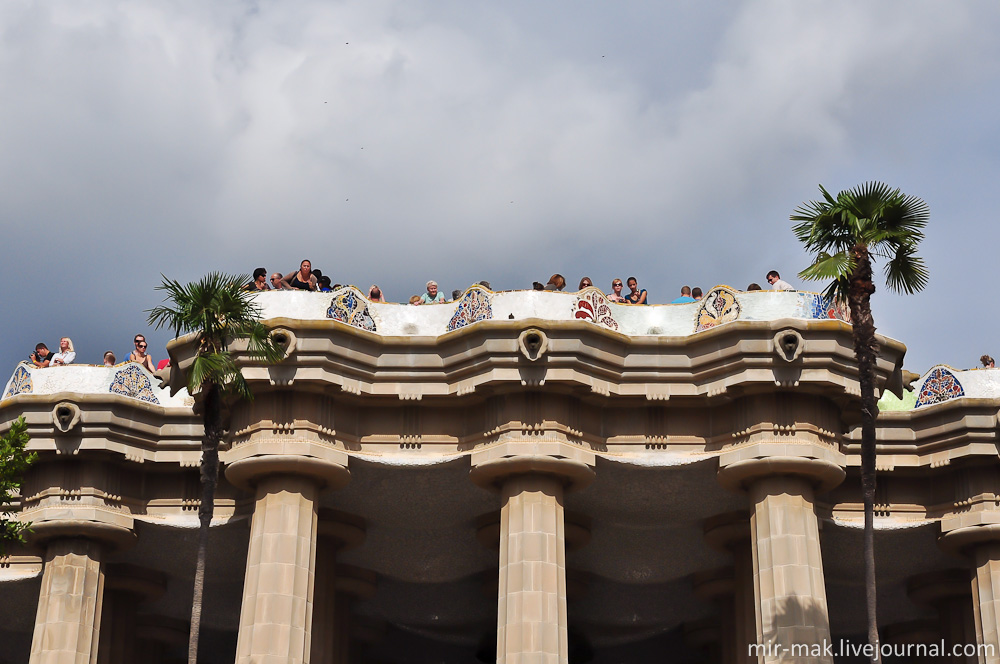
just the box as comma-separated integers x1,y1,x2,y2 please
281,259,318,291
578,277,593,290
625,277,648,304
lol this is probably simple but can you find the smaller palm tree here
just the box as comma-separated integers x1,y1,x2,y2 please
148,272,285,664
792,182,929,664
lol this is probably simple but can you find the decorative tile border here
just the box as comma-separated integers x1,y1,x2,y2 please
572,288,619,331
695,287,741,333
447,287,493,332
2,364,33,400
915,366,964,408
109,364,160,404
327,287,378,332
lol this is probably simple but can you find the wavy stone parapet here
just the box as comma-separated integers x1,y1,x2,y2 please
1,362,192,407
878,365,1000,411
262,285,849,337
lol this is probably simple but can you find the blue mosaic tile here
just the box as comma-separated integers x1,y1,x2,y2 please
327,287,377,332
3,364,33,400
915,367,964,408
447,288,493,332
110,364,160,404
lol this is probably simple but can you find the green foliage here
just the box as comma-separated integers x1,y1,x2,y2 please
0,417,36,557
147,272,286,398
791,181,929,300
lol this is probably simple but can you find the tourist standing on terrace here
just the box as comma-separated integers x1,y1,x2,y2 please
369,286,386,302
625,277,648,304
128,337,155,372
244,268,268,291
578,277,593,289
50,337,76,366
545,274,566,291
281,259,318,291
981,355,995,368
766,270,794,291
420,281,446,304
671,286,695,304
269,273,285,290
29,343,52,367
607,279,626,302
692,287,703,301
103,351,116,367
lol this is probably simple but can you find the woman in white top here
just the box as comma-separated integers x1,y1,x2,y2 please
128,339,156,372
50,337,76,366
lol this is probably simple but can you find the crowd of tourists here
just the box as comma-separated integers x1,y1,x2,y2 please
28,334,166,371
246,260,799,307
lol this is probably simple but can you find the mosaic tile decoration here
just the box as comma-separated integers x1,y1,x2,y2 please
109,364,160,404
573,288,619,331
797,293,852,323
3,364,33,400
447,287,493,332
695,286,741,333
915,366,964,408
326,287,377,332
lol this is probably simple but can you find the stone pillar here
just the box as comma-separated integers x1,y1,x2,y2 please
310,512,369,664
97,564,167,664
908,569,977,664
704,512,756,664
692,568,736,664
30,538,105,664
21,460,136,664
940,515,1000,664
717,442,846,664
470,441,595,664
225,442,350,664
332,565,377,664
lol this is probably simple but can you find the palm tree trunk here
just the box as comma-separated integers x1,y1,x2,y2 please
188,382,222,664
848,245,881,664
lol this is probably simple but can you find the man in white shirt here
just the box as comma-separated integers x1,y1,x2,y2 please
766,270,794,291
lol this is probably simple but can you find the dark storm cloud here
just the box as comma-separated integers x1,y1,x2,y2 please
2,1,1000,375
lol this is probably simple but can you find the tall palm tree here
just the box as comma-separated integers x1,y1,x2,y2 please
148,272,285,664
792,182,929,663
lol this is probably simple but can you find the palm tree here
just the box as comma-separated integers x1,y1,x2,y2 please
148,272,285,664
792,182,929,663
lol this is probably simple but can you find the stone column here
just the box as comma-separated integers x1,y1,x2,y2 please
909,569,977,664
940,515,1000,664
717,442,846,664
470,441,595,664
692,568,736,664
332,565,377,664
26,518,135,664
225,441,350,664
704,511,756,664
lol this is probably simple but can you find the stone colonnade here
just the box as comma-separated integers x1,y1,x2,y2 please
22,438,1000,664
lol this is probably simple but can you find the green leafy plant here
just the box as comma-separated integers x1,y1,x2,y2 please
0,417,36,557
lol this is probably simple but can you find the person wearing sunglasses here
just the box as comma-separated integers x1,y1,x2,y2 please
128,335,156,372
607,279,627,302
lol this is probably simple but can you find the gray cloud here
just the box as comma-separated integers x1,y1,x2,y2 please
2,1,999,374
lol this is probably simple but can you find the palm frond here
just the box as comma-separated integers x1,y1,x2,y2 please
797,251,854,283
884,245,929,295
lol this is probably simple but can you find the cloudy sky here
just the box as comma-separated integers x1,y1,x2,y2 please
2,0,998,376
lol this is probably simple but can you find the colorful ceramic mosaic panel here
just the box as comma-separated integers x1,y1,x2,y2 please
915,366,964,408
3,364,33,400
109,364,160,404
447,287,493,332
573,288,619,331
326,287,377,332
695,287,741,332
797,293,852,323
